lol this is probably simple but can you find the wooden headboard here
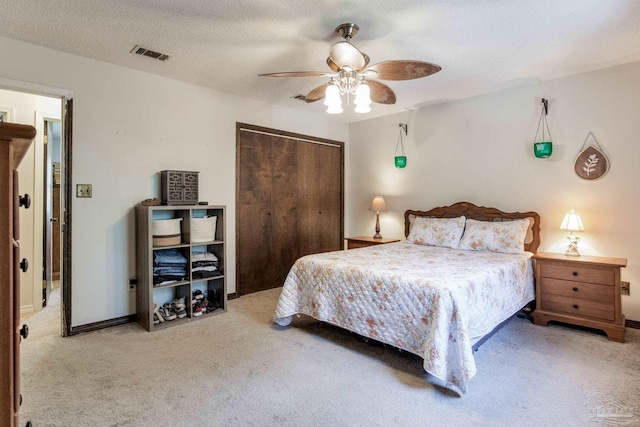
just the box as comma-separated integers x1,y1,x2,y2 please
404,201,541,253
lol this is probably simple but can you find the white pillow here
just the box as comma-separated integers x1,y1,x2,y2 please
458,218,529,254
407,216,466,249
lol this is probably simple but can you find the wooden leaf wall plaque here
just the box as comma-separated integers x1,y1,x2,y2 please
574,133,609,180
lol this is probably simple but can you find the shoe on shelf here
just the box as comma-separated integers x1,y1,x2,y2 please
192,289,204,300
172,297,186,309
153,304,165,322
175,306,187,319
153,313,161,324
161,303,177,321
192,301,204,317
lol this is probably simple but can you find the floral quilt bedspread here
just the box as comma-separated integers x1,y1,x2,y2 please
273,241,534,394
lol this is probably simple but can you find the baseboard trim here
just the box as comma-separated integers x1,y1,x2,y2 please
69,314,136,336
20,305,34,315
227,292,237,300
626,319,640,329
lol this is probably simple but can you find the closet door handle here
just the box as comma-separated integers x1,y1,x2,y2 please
572,271,578,276
20,258,28,272
51,217,58,222
19,194,31,209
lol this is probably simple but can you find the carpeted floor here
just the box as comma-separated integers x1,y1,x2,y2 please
19,287,640,426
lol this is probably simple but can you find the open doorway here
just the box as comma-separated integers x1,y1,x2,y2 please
0,86,69,335
43,118,62,307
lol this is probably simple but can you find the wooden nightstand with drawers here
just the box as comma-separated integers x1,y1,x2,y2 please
345,236,400,249
532,252,627,342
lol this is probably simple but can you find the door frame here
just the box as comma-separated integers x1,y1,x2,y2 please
0,76,74,337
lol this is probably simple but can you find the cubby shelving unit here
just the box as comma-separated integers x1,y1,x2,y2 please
135,205,226,331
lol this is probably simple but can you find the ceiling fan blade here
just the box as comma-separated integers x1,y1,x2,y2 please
358,53,370,71
368,80,396,104
258,71,332,78
365,60,441,81
329,41,366,70
305,83,329,103
326,57,340,72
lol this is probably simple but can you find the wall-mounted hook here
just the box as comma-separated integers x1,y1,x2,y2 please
399,123,408,135
541,98,549,115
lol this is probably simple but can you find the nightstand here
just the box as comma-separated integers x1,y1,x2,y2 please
345,236,400,249
532,252,627,342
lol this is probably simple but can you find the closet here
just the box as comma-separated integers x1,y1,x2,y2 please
236,123,344,296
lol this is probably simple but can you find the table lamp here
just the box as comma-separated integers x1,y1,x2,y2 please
560,209,584,256
369,196,387,239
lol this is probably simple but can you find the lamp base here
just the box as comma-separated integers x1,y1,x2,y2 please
565,235,581,256
373,233,382,239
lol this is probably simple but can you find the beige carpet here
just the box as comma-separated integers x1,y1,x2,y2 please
19,287,640,426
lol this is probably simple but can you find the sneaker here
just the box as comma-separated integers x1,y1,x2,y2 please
192,301,204,317
161,303,177,321
192,289,204,300
172,297,186,309
153,313,160,324
153,304,165,323
175,306,187,319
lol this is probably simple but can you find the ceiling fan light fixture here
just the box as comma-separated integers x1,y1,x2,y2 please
324,82,341,106
329,41,366,70
354,81,371,106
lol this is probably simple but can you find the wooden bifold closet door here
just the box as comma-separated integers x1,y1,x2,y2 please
236,124,344,296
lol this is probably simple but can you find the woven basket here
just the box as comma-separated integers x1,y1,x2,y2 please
152,218,182,247
191,216,217,243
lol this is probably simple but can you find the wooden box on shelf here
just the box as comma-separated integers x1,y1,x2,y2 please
532,252,627,342
135,205,227,332
160,170,199,205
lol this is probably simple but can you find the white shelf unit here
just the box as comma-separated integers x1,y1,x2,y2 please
135,205,226,331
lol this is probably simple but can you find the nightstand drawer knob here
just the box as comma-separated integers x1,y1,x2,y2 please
572,304,579,309
572,271,578,276
572,287,578,292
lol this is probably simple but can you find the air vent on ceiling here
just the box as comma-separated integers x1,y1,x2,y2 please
291,94,307,101
130,45,170,62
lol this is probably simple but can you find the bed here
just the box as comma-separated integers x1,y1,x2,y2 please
273,202,540,394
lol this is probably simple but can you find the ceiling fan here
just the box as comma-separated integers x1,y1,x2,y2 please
258,23,441,113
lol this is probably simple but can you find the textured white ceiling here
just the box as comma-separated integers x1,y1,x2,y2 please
0,0,639,123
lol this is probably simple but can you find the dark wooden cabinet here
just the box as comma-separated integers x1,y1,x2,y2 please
161,170,199,205
1,122,36,427
236,124,344,296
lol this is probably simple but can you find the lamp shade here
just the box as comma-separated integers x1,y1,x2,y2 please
369,196,387,212
560,209,584,232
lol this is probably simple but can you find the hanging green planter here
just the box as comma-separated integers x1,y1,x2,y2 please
533,98,553,159
534,141,553,158
395,123,408,168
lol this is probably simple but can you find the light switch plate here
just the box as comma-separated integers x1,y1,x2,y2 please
76,184,92,198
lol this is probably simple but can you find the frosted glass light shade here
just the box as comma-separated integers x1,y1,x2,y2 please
324,84,341,106
369,196,387,212
560,209,584,232
329,41,366,69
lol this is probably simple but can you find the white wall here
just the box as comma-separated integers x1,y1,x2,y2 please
0,36,348,327
0,89,61,314
347,61,640,321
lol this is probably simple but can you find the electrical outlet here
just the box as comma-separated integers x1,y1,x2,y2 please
128,277,137,293
621,281,630,296
76,184,92,198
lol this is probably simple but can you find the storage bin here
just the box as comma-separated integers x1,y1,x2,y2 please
191,216,217,243
152,218,182,247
